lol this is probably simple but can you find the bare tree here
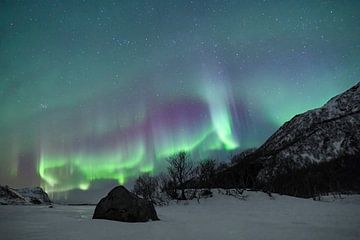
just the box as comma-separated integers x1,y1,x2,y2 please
133,173,159,203
199,159,216,190
167,151,193,200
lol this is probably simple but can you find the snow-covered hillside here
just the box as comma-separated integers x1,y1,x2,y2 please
15,187,52,204
0,186,26,205
0,186,51,205
0,190,359,240
254,82,360,181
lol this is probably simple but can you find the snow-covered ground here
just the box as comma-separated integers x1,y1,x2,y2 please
0,191,359,240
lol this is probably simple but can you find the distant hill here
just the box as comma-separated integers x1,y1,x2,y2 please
0,185,51,205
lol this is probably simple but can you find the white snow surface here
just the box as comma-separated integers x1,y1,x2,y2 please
0,190,359,240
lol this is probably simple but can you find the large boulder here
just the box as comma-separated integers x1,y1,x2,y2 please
92,186,159,222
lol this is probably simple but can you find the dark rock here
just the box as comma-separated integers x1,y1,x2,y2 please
92,186,159,222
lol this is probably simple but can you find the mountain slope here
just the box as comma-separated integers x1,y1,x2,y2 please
15,187,52,204
0,185,27,205
255,82,360,181
0,185,51,205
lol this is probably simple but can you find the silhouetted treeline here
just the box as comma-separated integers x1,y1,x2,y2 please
133,151,218,202
214,152,263,190
265,153,360,197
215,151,360,198
133,150,360,202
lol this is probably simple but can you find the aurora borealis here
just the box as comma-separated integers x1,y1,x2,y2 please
1,0,359,200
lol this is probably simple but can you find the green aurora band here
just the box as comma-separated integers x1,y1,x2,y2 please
38,78,239,194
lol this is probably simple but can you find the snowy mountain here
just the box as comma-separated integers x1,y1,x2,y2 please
0,185,51,205
15,187,52,204
0,185,27,205
255,82,360,182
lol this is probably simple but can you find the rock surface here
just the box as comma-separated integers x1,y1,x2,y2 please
93,186,159,222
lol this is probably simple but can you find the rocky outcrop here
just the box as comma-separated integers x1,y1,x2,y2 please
254,82,360,182
93,186,159,222
0,185,26,205
0,185,51,205
15,187,52,204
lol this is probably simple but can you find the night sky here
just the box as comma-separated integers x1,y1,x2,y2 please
1,0,359,200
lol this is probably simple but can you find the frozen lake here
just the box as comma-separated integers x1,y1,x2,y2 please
0,191,359,240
